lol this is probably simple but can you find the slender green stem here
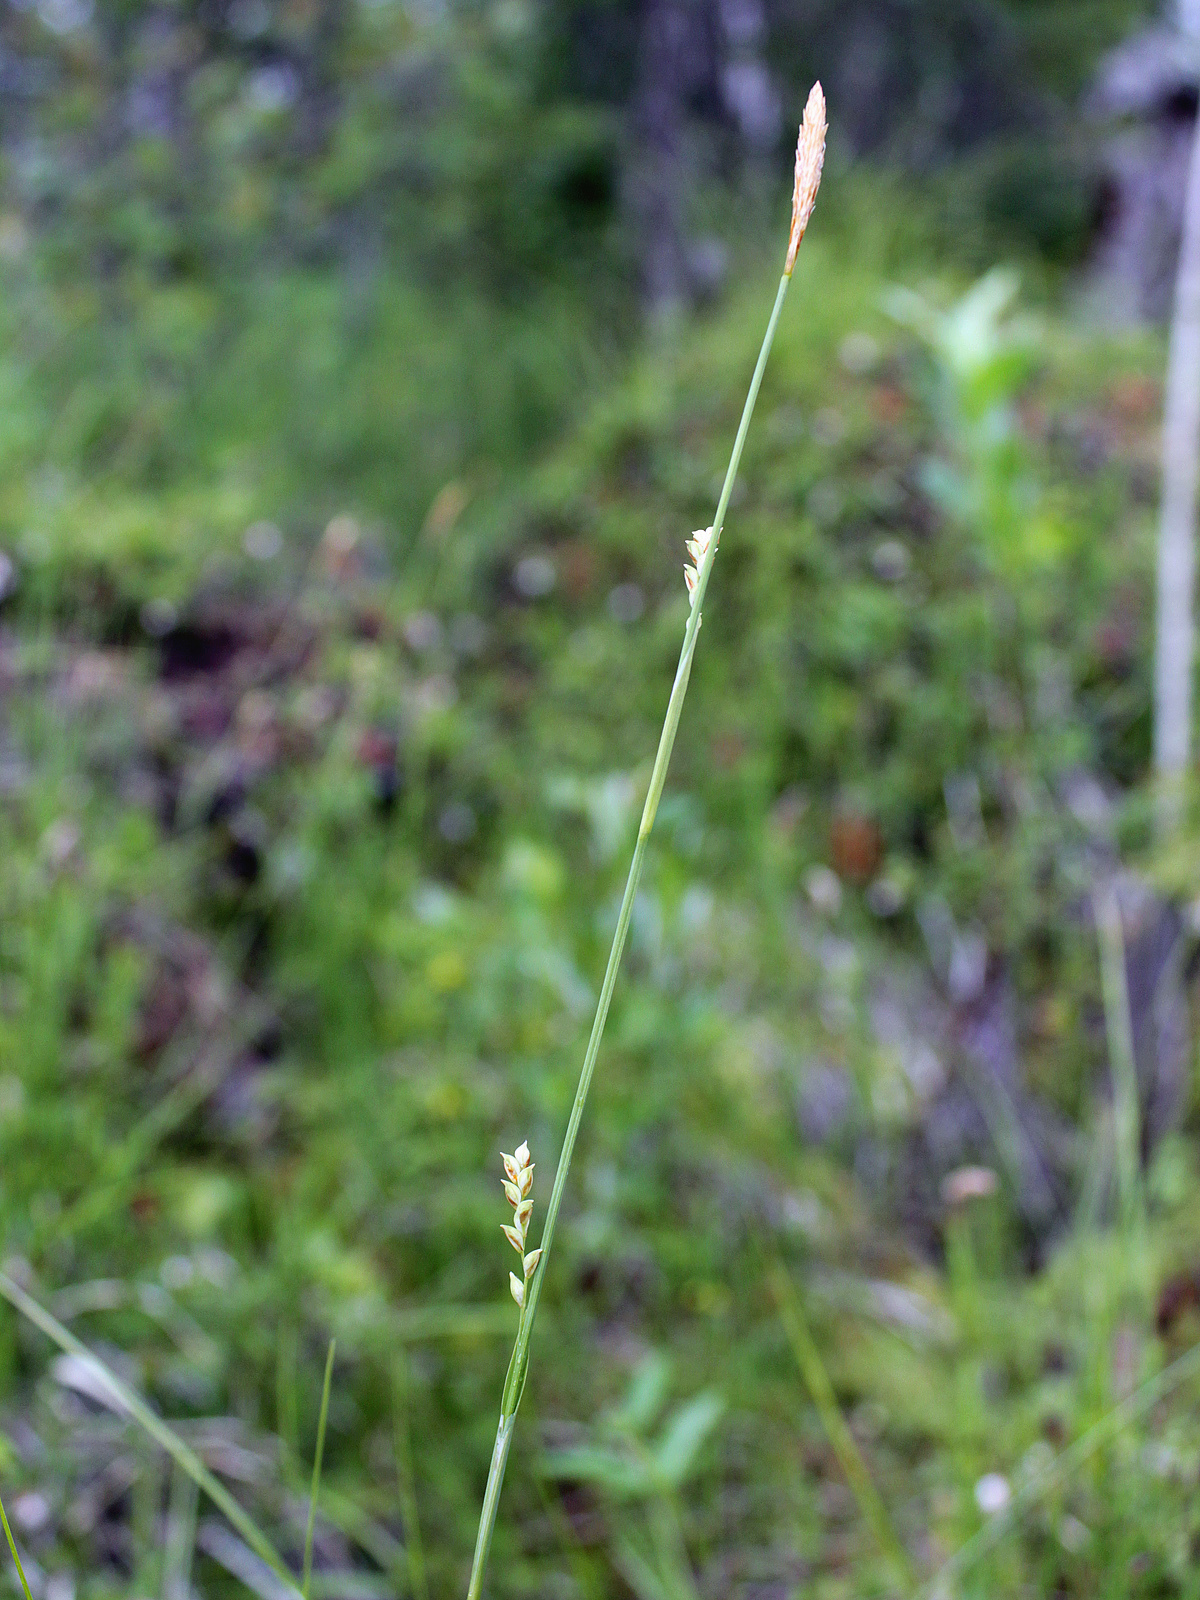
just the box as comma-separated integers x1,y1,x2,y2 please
466,1416,516,1600
771,1266,914,1593
1094,884,1143,1235
303,1339,336,1600
392,1350,429,1600
163,1461,200,1600
0,1489,34,1600
465,271,793,1599
647,1497,701,1600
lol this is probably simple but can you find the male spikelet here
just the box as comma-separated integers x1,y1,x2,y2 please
684,83,825,608
785,82,827,276
500,1141,540,1309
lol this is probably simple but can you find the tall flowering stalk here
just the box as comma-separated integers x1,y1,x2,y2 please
465,83,827,1600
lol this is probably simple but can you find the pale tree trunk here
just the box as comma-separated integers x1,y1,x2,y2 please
1154,41,1200,830
630,0,691,322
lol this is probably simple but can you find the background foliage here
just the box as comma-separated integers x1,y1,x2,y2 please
0,0,1198,1597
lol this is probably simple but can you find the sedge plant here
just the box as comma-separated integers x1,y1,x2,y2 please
465,82,829,1600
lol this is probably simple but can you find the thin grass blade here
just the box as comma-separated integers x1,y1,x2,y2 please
0,1270,300,1597
392,1350,429,1600
771,1265,915,1594
0,1489,34,1600
163,1460,200,1600
303,1339,336,1600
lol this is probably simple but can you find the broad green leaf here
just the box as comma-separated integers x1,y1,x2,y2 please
540,1445,651,1499
606,1350,671,1438
653,1391,723,1486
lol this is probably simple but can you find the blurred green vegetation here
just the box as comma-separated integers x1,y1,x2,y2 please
0,1,1197,1597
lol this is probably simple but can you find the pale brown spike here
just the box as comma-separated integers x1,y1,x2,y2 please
785,82,827,275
